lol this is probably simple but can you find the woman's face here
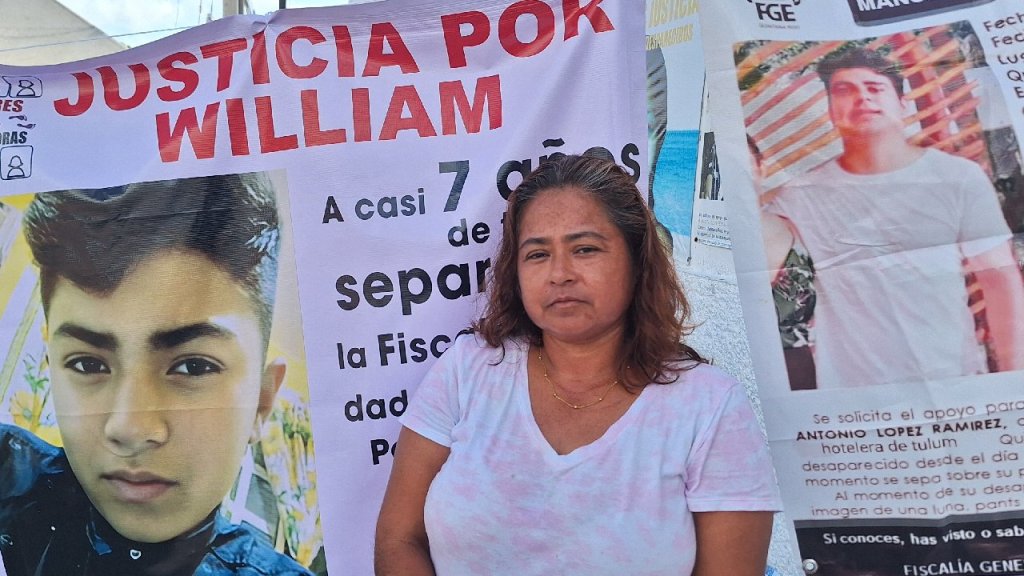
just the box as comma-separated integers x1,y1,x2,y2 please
516,186,635,346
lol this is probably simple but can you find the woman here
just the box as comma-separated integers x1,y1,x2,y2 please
375,155,780,575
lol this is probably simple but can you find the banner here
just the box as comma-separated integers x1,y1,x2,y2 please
0,2,645,574
702,1,1024,574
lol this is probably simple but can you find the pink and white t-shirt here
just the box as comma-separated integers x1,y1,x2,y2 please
402,336,781,575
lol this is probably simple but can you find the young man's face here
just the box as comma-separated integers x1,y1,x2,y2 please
827,67,907,139
46,249,284,543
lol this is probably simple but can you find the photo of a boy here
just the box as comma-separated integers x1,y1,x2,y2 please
0,173,315,575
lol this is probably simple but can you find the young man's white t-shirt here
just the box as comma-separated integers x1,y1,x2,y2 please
769,148,1012,388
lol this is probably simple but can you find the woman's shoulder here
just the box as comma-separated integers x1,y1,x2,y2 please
430,330,528,379
667,360,736,383
636,363,756,441
655,361,744,404
439,332,528,370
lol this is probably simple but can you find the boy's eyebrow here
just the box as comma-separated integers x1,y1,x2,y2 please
51,322,238,351
149,322,237,350
52,323,117,350
831,78,890,89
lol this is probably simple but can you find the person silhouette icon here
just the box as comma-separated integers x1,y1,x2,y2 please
5,155,26,179
15,79,38,98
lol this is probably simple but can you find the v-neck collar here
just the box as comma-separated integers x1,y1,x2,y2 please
513,343,648,464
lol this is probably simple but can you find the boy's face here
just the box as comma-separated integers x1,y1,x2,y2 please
46,249,284,543
827,67,907,139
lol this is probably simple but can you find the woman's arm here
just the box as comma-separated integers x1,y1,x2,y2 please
374,426,451,576
692,511,775,576
761,212,796,275
966,241,1024,372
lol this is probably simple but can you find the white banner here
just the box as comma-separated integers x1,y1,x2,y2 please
0,2,645,574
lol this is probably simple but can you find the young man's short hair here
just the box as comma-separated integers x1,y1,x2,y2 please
22,172,280,346
817,47,905,99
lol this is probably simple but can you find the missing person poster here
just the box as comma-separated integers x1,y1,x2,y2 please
701,1,1024,574
0,1,645,574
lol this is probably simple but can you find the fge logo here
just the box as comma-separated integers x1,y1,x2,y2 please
748,0,801,23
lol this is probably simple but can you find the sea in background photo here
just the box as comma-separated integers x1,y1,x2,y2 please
652,130,699,239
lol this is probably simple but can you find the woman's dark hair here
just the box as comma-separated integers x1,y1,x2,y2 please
474,154,706,388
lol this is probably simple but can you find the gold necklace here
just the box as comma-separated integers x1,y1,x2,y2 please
538,350,620,410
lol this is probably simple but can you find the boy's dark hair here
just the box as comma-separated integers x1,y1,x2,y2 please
23,172,280,346
817,48,905,99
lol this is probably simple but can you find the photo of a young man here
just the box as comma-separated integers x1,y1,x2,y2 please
0,173,316,575
741,39,1024,389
